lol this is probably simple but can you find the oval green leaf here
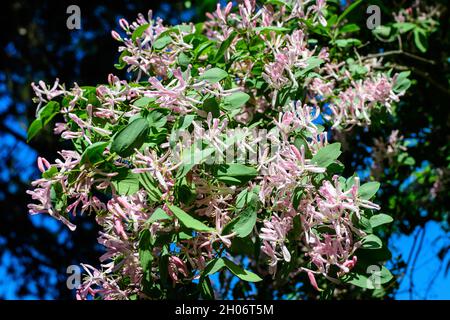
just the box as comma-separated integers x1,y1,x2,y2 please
168,205,214,233
111,118,149,157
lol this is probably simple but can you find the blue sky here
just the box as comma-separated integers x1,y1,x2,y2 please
391,221,450,299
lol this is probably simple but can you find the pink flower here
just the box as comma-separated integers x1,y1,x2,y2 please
119,18,129,31
260,214,292,274
343,255,358,271
111,30,122,41
215,2,233,24
76,264,128,300
37,157,51,173
31,78,65,111
307,271,322,291
168,256,189,282
310,0,327,27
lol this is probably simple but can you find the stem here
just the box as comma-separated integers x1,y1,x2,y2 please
362,50,436,65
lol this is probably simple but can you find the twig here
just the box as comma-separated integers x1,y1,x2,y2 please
387,64,450,97
397,228,420,289
362,50,436,65
409,67,450,97
409,227,426,300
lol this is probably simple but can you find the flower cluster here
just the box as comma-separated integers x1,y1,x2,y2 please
27,0,402,299
371,130,408,178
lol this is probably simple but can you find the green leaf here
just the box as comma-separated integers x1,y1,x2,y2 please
199,276,215,300
292,186,304,209
336,0,362,25
132,24,150,41
358,215,373,233
146,109,168,128
203,258,226,276
212,31,237,63
311,143,342,168
361,234,383,250
177,146,215,179
327,14,338,27
153,35,172,50
178,52,191,67
223,258,262,282
235,189,252,212
343,266,393,289
413,28,428,53
370,214,393,228
264,0,292,9
111,118,149,157
42,166,58,179
297,57,324,77
133,97,154,108
168,205,214,232
216,164,258,186
162,24,192,36
254,26,290,33
114,50,130,70
148,207,172,223
393,22,416,33
178,115,196,131
178,231,193,240
138,172,162,201
50,182,65,209
345,173,358,190
358,181,380,200
202,97,220,118
112,172,140,195
139,229,153,273
199,68,228,84
339,24,360,34
193,40,214,58
222,92,250,110
356,246,392,262
80,141,109,165
170,115,195,147
175,178,197,205
393,71,411,93
349,63,368,75
403,156,415,166
294,135,311,157
335,38,362,48
158,248,170,287
28,101,60,142
373,25,393,40
27,119,43,142
232,208,257,238
378,266,393,284
38,101,60,126
342,271,371,288
232,196,258,238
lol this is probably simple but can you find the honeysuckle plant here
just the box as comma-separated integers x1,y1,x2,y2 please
27,0,411,300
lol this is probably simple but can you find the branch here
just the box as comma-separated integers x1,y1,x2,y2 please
362,50,436,65
0,122,27,144
409,67,450,97
386,64,450,97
